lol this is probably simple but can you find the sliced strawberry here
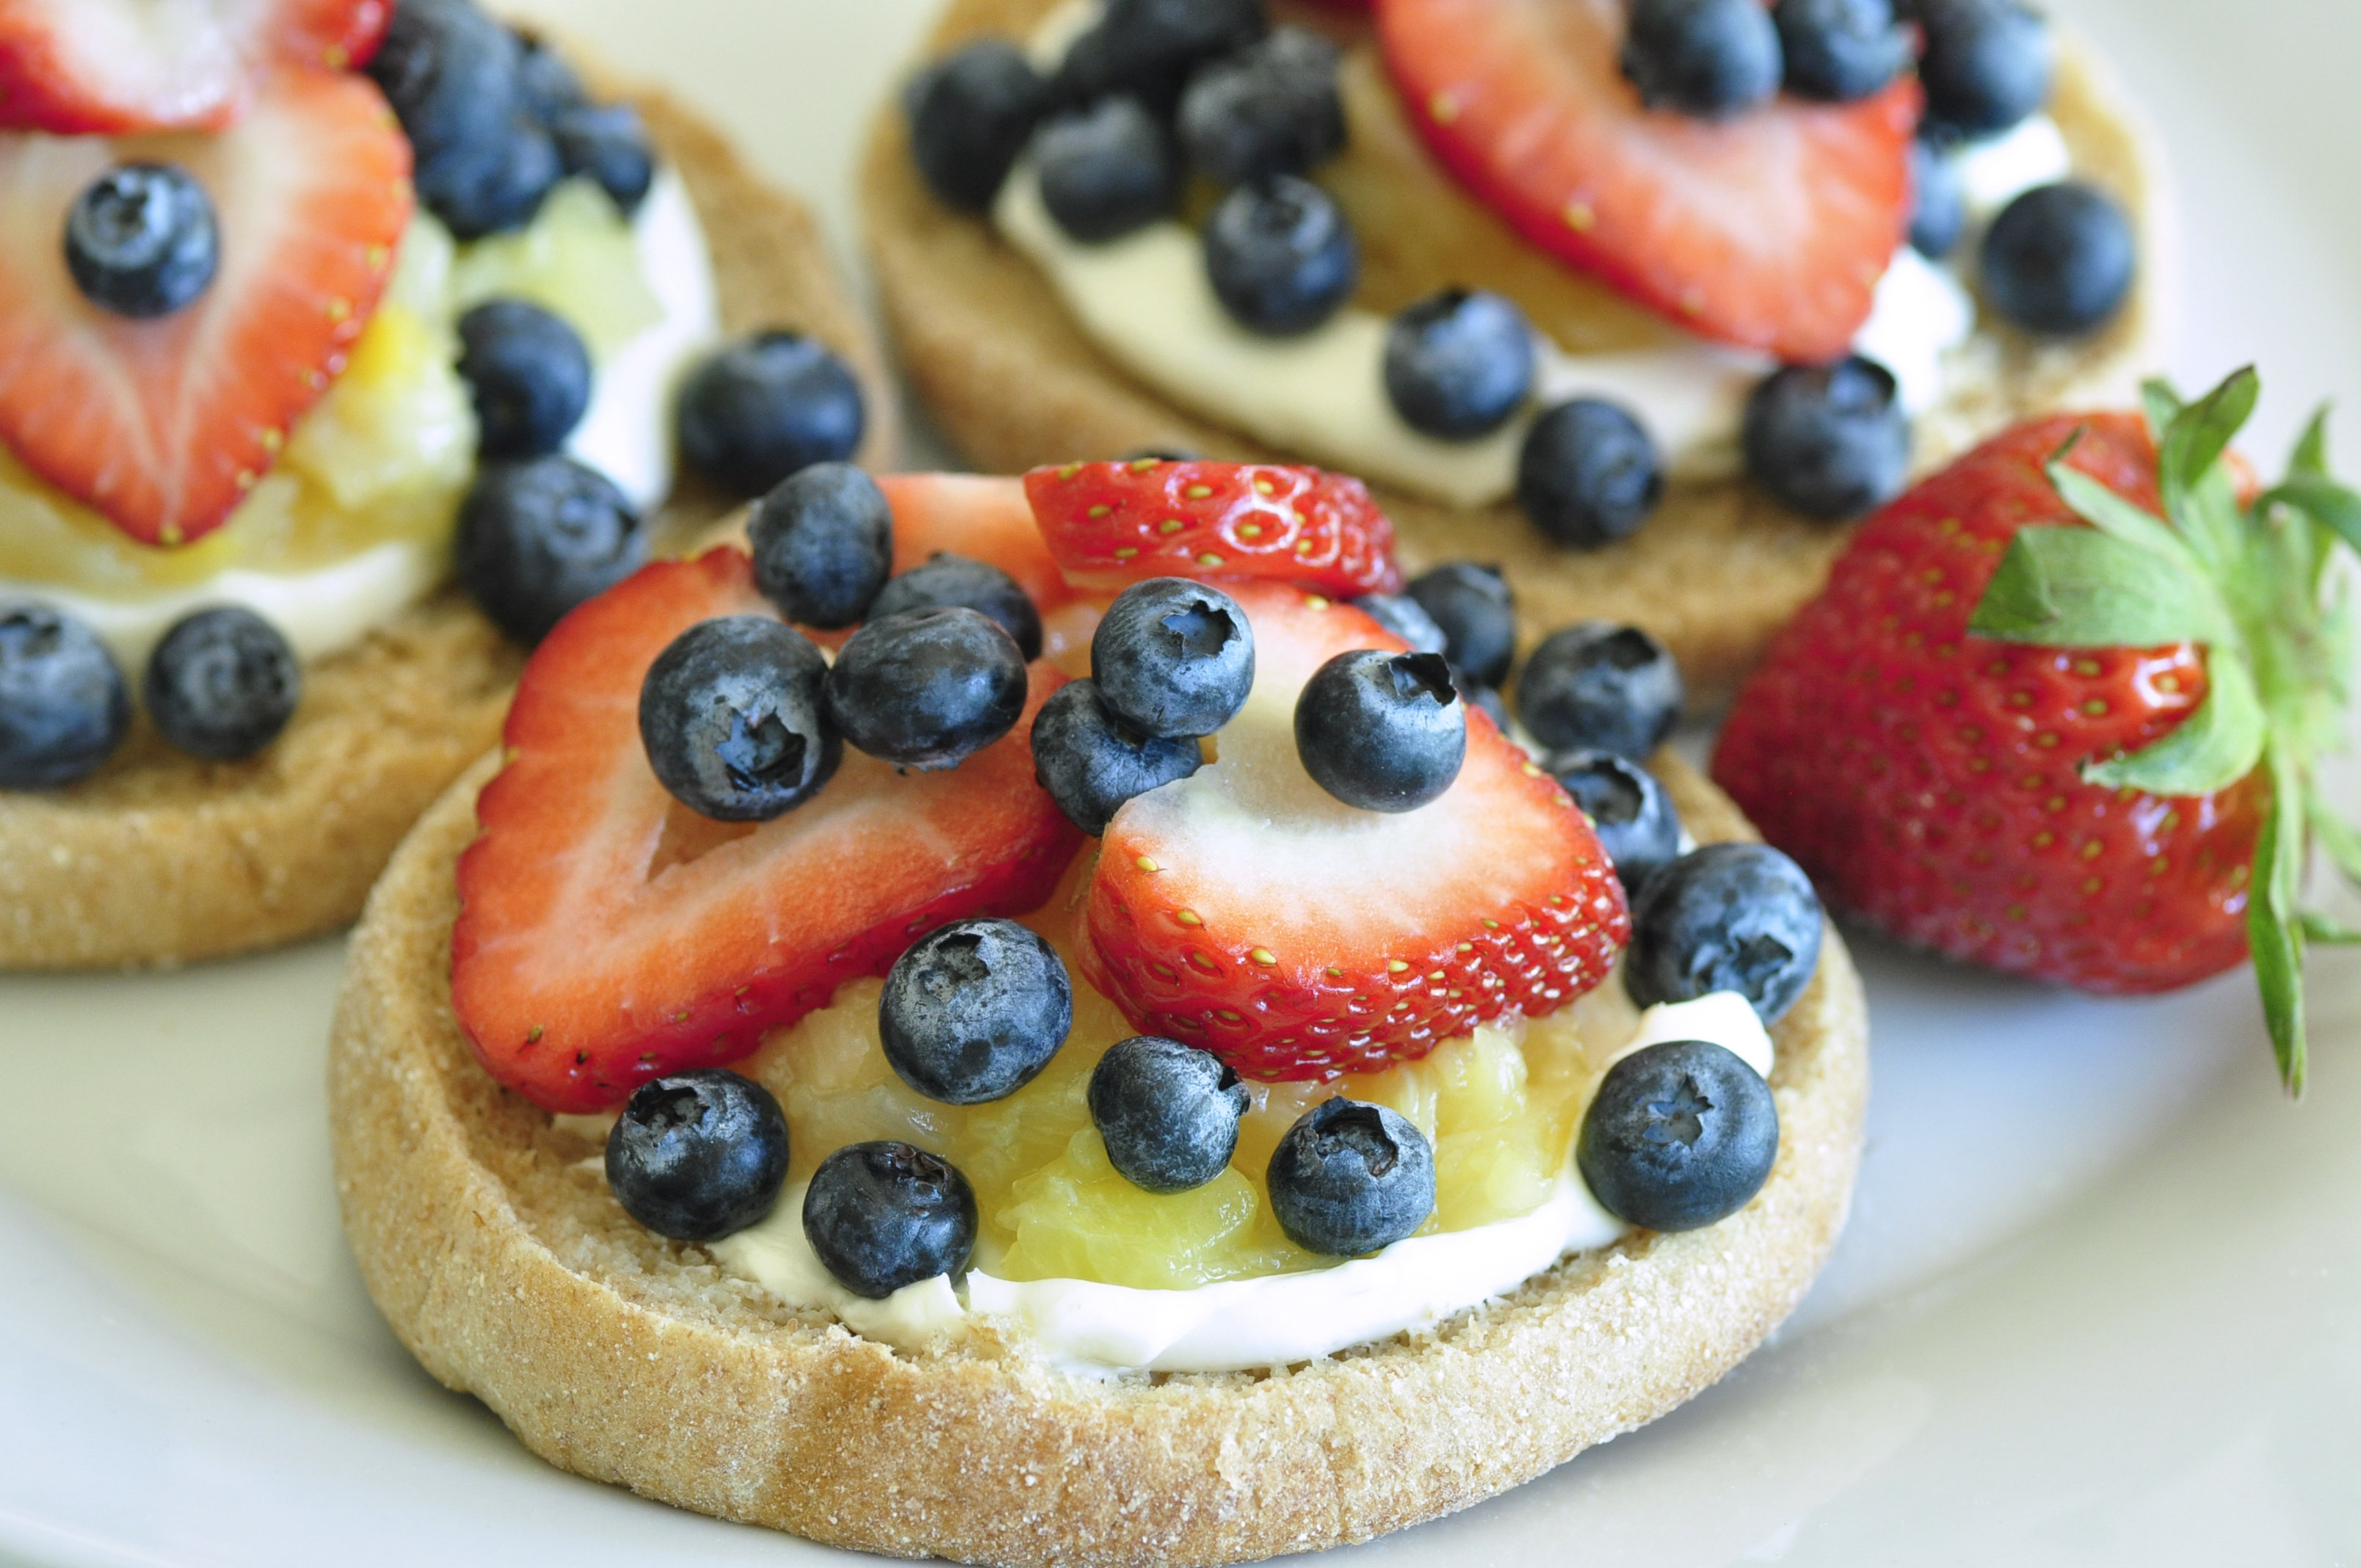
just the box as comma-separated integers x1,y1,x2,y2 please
1025,460,1404,598
451,546,1085,1114
880,471,1077,614
0,0,390,134
0,68,410,545
1082,581,1625,1082
1377,0,1918,363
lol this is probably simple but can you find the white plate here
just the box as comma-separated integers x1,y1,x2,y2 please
4,1,2360,1562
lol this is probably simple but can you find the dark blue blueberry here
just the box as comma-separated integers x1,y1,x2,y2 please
1089,1036,1249,1194
0,603,128,790
512,29,586,126
1124,444,1201,463
1621,0,1782,120
880,918,1073,1106
143,607,300,763
1908,132,1968,258
1029,678,1202,835
802,1141,978,1299
1742,355,1910,520
456,299,593,460
1915,0,2052,138
457,456,647,645
1516,622,1683,760
1517,399,1664,548
678,331,867,499
606,1070,790,1243
1052,0,1267,116
1383,290,1534,441
1548,749,1683,899
1980,181,2136,336
825,607,1029,771
1349,592,1447,656
1266,1098,1435,1255
64,164,217,319
554,102,656,216
1578,1040,1778,1232
1295,650,1465,813
905,38,1051,211
1178,26,1345,187
369,0,521,219
1091,578,1255,739
637,617,838,822
1033,97,1180,244
1455,672,1509,733
427,116,565,241
1626,843,1824,1023
1404,562,1515,688
747,463,894,630
1203,175,1358,337
1772,0,1908,101
869,552,1042,661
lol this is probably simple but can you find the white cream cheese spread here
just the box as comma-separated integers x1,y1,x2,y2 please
710,988,1770,1376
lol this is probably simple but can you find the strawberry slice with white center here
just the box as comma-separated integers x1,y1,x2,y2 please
1378,0,1919,363
1084,581,1627,1081
451,546,1084,1114
0,67,410,545
0,0,389,134
1025,459,1404,598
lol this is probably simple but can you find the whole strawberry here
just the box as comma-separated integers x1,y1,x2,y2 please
1713,369,2360,1091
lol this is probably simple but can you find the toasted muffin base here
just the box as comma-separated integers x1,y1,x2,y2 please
329,750,1868,1568
0,80,891,970
860,0,2166,700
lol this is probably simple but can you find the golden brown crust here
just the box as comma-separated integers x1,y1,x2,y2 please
0,76,891,970
330,751,1868,1567
859,0,2166,700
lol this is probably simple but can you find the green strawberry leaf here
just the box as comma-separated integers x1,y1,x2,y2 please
2291,404,2330,479
2249,752,2308,1095
2302,913,2361,945
1970,526,2233,648
2259,473,2361,556
2314,796,2361,888
2161,369,2260,570
2082,647,2266,796
2141,377,2186,445
2046,454,2200,567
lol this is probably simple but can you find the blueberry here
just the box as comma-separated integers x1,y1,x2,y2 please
1626,843,1824,1023
369,0,529,235
906,38,1051,211
455,299,592,461
1577,1040,1778,1232
1457,675,1509,734
553,102,656,216
868,553,1042,661
1033,97,1180,244
457,456,647,645
1517,399,1664,549
1090,578,1255,739
1383,290,1535,441
802,1141,978,1299
1295,650,1465,813
880,918,1073,1105
144,607,300,763
426,116,565,242
512,29,586,125
1178,26,1345,187
1124,445,1202,463
1266,1099,1435,1255
1908,132,1968,258
1772,0,1907,102
1915,0,2052,138
1742,355,1910,520
1089,1036,1249,1194
64,164,217,320
1053,0,1267,116
826,607,1029,771
1621,0,1782,120
1029,678,1203,835
1548,749,1683,900
747,462,894,630
1516,623,1683,760
0,603,128,789
605,1069,790,1243
638,617,838,822
1980,181,2136,337
1203,176,1359,337
1404,562,1515,688
677,332,867,499
1349,592,1447,656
